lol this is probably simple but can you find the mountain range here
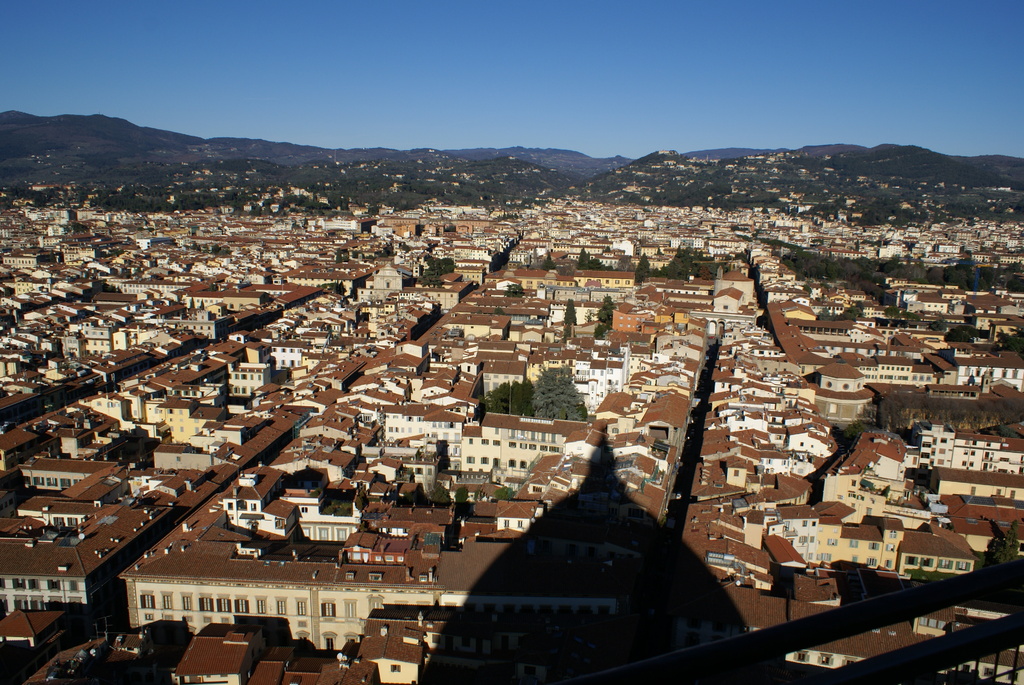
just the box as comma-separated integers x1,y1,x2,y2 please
2,110,1023,224
0,111,630,181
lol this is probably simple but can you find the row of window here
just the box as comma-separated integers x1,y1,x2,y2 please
903,556,971,571
139,594,383,617
2,578,79,591
30,476,76,488
464,457,530,468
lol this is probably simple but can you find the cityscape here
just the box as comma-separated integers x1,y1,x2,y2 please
1,168,1024,681
3,1,1024,683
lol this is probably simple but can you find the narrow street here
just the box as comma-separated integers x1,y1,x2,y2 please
630,334,721,661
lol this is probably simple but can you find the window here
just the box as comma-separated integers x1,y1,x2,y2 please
199,597,213,612
216,598,231,613
795,652,808,663
391,665,401,673
867,557,877,567
321,602,336,617
162,595,173,610
905,555,919,566
369,573,383,582
848,540,859,548
345,600,357,618
938,559,954,570
869,542,880,551
234,599,249,613
182,596,192,611
48,580,60,590
297,600,307,616
827,538,838,546
256,599,266,614
277,600,287,615
140,594,155,609
820,654,832,666
955,561,971,571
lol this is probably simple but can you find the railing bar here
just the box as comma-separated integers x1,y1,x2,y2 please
561,558,1024,685
791,611,1024,685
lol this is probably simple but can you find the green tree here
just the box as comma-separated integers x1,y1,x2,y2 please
493,486,514,501
986,521,1020,566
542,253,556,270
510,379,534,416
494,306,506,315
635,255,651,284
565,299,577,326
483,380,534,416
429,483,451,505
998,329,1024,360
946,325,981,343
505,283,525,297
839,306,863,321
533,366,586,420
421,256,456,286
656,247,701,280
454,486,470,503
597,296,615,325
843,420,866,441
576,249,603,270
884,305,902,318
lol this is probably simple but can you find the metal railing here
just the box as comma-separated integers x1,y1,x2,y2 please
562,558,1024,685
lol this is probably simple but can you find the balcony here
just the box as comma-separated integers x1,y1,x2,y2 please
562,558,1024,685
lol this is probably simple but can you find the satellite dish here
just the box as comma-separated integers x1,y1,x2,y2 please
336,652,345,662
78,532,86,540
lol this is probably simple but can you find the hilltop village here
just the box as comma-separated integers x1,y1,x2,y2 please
1,195,1024,683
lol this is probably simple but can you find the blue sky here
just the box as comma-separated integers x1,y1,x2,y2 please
2,0,1021,159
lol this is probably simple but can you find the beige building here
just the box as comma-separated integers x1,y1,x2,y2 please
123,540,441,650
458,414,588,479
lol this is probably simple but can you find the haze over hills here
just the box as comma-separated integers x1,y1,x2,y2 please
2,110,1023,224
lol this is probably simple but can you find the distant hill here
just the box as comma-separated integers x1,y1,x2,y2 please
578,144,1024,224
681,144,872,160
0,111,628,182
682,147,788,160
956,154,1024,184
444,146,631,179
2,110,1022,223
